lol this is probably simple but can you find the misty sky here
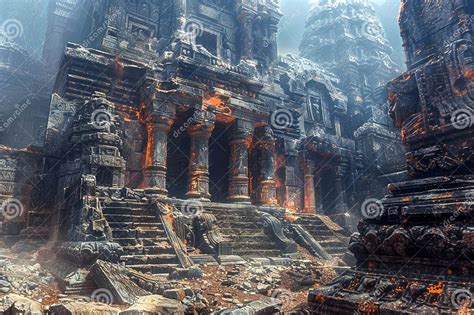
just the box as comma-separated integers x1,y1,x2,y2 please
278,0,402,57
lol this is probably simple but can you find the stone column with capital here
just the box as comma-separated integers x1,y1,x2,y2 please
253,126,277,205
145,114,174,196
303,159,316,213
185,110,216,200
228,120,253,203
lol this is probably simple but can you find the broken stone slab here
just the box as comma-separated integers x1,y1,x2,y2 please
48,300,121,315
120,295,185,315
216,255,246,265
90,260,149,304
0,294,43,315
163,288,193,301
269,257,292,266
189,255,218,265
249,258,271,266
211,297,282,315
168,267,203,280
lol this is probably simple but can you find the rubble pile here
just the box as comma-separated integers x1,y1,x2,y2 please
0,244,59,305
0,244,338,314
183,257,338,313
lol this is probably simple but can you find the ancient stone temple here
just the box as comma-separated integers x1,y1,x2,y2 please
309,0,474,313
19,0,358,271
1,0,472,312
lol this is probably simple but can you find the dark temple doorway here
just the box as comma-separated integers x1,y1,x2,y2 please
209,122,231,202
167,116,191,199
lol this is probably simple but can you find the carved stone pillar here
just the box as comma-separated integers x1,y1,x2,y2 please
185,110,216,200
238,10,255,59
145,115,174,196
228,120,252,203
253,126,277,205
303,160,316,213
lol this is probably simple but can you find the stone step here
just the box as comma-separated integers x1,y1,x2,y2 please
113,237,169,247
104,214,157,223
122,245,175,255
121,254,179,265
103,200,148,208
232,249,281,257
231,234,274,243
109,222,163,229
112,228,166,239
231,240,280,250
304,228,335,237
128,263,181,274
326,247,349,254
218,222,264,229
298,223,328,231
103,206,157,215
317,239,346,247
203,205,256,212
296,217,326,224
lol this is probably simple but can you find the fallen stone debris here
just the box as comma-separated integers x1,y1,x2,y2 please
0,243,338,314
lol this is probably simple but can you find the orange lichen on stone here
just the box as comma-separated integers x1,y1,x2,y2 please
427,283,444,294
203,95,232,115
464,69,474,81
432,192,453,200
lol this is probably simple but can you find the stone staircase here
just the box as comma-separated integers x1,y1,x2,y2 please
295,214,349,261
101,199,182,274
203,203,283,258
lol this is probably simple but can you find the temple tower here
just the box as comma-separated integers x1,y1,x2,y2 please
300,0,398,104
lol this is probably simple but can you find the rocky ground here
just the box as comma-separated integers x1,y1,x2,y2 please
0,239,341,314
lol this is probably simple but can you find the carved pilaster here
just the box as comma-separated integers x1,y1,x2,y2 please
238,10,255,59
303,159,316,213
228,120,253,203
253,126,277,205
186,110,216,200
145,115,174,196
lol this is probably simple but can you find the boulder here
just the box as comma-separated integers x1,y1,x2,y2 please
120,295,185,315
48,300,120,315
0,294,43,315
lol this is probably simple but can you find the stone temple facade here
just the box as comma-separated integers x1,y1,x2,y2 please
300,0,406,228
310,0,474,313
0,0,406,289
